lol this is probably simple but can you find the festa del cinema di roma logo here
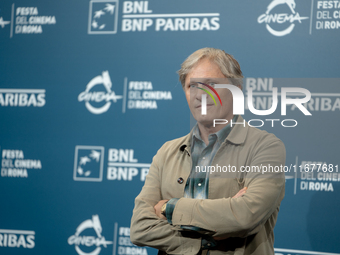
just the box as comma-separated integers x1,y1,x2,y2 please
192,82,312,127
78,71,122,114
68,215,112,255
78,70,173,114
257,0,308,36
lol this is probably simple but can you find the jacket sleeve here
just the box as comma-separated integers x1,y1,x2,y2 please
171,138,286,239
130,146,202,254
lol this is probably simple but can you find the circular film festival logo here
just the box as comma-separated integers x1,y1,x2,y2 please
68,215,112,255
258,0,308,36
78,71,122,114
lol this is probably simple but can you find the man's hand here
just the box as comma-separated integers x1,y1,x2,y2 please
154,200,169,220
153,188,247,222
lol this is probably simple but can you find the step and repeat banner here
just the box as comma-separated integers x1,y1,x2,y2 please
0,0,339,254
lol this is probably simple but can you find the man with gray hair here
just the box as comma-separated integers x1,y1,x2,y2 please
130,48,285,254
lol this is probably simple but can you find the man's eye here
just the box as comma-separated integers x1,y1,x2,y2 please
208,82,216,87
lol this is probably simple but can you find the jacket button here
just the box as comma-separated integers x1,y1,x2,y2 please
177,177,184,184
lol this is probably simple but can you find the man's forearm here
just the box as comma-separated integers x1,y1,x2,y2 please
170,174,284,239
130,148,202,254
130,194,202,254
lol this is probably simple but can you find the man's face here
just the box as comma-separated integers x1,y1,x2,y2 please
184,58,235,127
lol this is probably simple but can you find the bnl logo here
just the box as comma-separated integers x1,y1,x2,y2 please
88,0,119,34
73,146,105,181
